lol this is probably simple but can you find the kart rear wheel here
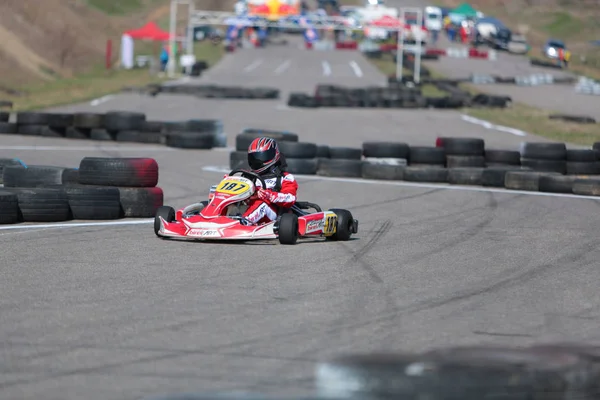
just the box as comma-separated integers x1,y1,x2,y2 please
154,206,175,238
278,213,299,245
327,209,354,241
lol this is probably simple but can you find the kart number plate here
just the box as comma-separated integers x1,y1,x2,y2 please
188,228,220,237
216,180,250,195
323,214,337,235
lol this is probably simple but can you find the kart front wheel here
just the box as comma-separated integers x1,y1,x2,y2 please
327,208,354,241
154,206,175,238
278,213,299,245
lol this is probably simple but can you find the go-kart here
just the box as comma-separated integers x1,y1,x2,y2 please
154,169,358,245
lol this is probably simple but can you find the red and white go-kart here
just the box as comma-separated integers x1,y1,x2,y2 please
154,169,358,244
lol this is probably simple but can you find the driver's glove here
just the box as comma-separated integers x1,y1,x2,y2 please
256,188,277,204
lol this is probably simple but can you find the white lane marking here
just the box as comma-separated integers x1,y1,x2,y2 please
322,61,331,76
244,59,263,72
202,165,600,201
0,146,174,151
349,61,363,77
461,114,527,137
274,59,291,74
0,219,153,231
90,95,114,106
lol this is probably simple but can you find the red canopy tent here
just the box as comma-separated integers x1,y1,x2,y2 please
124,21,172,41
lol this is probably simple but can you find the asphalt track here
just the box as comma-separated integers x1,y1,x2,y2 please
2,37,600,400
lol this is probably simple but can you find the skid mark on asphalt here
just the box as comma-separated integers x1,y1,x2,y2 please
347,220,393,283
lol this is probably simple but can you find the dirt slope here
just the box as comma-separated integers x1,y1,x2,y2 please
0,0,236,90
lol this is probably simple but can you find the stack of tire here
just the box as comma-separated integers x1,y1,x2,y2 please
158,84,280,100
0,111,226,149
0,157,163,225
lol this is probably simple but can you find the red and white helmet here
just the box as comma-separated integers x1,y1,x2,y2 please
247,137,281,174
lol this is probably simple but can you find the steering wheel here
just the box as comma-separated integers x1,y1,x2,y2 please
229,169,267,190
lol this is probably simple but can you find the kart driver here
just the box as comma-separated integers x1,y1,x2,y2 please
240,137,298,225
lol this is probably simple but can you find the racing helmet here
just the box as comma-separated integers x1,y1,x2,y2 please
247,137,281,174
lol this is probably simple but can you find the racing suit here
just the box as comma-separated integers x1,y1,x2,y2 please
243,171,298,224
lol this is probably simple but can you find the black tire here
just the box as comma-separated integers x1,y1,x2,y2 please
329,147,363,160
520,158,566,174
361,163,404,180
278,213,298,244
0,122,17,134
0,190,19,224
40,126,66,137
446,155,485,168
90,128,114,141
213,133,227,148
78,157,159,187
436,137,485,156
447,167,484,185
573,178,600,196
566,149,598,162
327,208,354,241
362,141,409,158
566,161,600,175
285,158,318,175
65,127,91,139
186,119,223,134
0,111,8,122
16,112,51,125
73,112,105,129
505,171,561,191
7,187,71,222
61,185,121,220
103,111,146,131
18,124,43,136
404,166,448,182
118,187,164,218
165,131,214,149
141,121,165,133
229,151,249,170
278,142,318,159
520,142,567,160
549,114,596,124
0,158,26,184
481,166,528,187
484,149,520,165
317,159,363,177
115,130,163,144
538,175,577,193
408,146,446,165
155,205,175,237
3,165,66,187
316,145,330,158
61,168,79,185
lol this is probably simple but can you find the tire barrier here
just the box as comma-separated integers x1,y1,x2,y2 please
530,58,565,69
0,111,227,149
287,84,511,109
549,114,597,124
575,77,600,96
142,84,280,100
0,157,164,224
471,73,577,86
229,135,600,196
316,344,600,400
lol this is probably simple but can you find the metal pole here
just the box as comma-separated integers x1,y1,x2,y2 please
168,0,178,77
413,9,422,84
396,8,404,81
186,0,194,55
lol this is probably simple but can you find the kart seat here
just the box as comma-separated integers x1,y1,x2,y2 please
289,201,322,216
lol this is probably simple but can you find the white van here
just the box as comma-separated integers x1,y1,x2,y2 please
424,6,442,31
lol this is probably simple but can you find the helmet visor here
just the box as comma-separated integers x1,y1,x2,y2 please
248,147,277,170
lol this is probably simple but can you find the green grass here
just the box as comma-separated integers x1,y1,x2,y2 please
86,0,144,15
542,11,581,38
5,41,225,111
366,52,600,145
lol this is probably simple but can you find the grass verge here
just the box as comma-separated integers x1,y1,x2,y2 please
368,53,600,146
5,41,224,111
